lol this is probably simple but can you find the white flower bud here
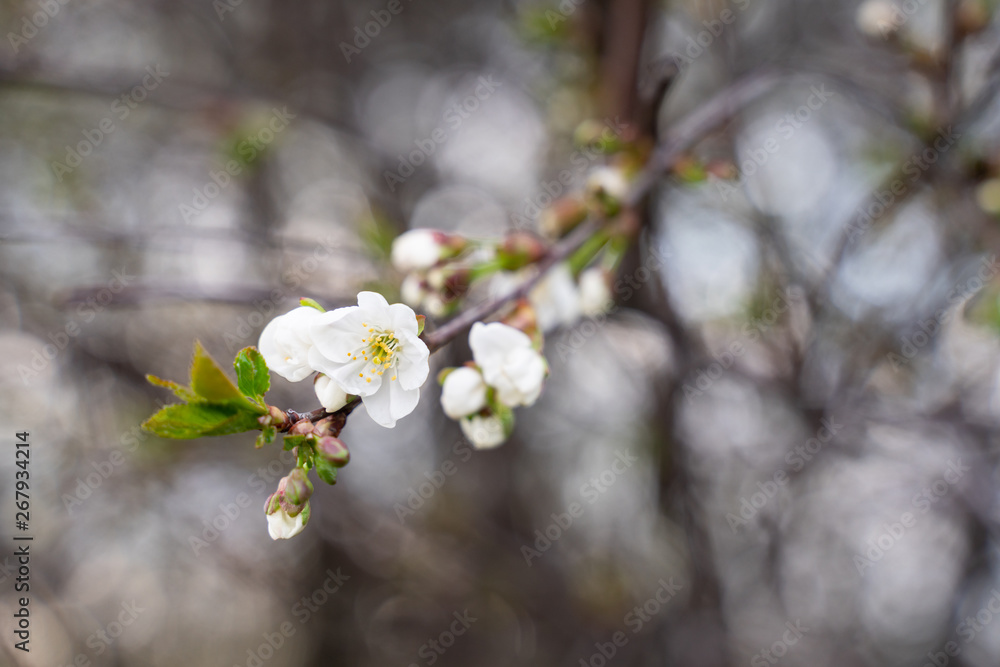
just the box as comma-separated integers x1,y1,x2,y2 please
460,414,506,449
440,367,487,419
266,504,309,540
400,273,427,307
314,374,349,412
391,229,445,272
585,166,629,202
856,0,901,39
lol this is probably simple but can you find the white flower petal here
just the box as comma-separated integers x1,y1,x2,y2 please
259,306,324,382
388,302,421,336
470,322,532,384
267,508,306,540
356,291,393,327
460,414,506,449
310,308,366,364
530,264,581,332
314,374,350,412
362,378,420,428
395,329,430,390
440,367,487,419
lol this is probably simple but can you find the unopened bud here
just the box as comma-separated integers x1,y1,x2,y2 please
316,436,351,467
539,197,588,239
289,420,314,436
282,468,314,506
497,232,547,271
585,167,629,216
259,405,287,427
957,0,990,36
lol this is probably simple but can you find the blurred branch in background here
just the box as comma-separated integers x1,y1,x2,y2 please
3,0,1000,666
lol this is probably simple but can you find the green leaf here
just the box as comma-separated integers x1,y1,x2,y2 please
416,314,426,336
256,426,277,449
191,342,265,413
315,456,338,485
283,435,307,451
300,297,325,312
142,403,261,440
234,347,270,403
146,374,199,402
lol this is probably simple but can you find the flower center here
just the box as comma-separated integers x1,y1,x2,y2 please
355,324,400,383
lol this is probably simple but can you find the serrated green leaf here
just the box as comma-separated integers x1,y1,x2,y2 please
191,342,266,414
142,403,261,440
315,456,338,485
146,374,199,402
256,425,277,449
234,347,270,403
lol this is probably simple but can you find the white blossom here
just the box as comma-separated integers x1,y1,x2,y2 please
469,322,547,408
314,374,349,412
460,414,506,449
266,505,308,540
391,229,445,272
856,0,900,38
308,292,429,428
440,367,487,419
258,306,324,382
400,273,427,307
530,264,581,332
586,166,629,201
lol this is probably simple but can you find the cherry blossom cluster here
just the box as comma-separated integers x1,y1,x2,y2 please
438,322,548,448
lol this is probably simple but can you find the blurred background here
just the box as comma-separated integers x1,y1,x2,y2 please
2,0,1000,665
